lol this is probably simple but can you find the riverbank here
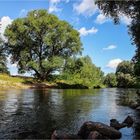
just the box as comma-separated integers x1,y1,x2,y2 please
0,74,56,89
0,74,104,90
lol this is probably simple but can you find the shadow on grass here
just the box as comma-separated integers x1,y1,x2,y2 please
56,82,88,89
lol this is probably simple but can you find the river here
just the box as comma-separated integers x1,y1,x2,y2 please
0,88,139,139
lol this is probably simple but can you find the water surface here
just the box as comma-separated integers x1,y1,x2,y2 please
0,88,139,139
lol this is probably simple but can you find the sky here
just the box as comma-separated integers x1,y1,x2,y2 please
0,0,135,76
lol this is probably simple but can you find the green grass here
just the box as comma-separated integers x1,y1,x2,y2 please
0,74,33,89
0,74,25,82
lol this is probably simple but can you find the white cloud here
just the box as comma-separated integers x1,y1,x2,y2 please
48,6,61,13
19,9,28,17
50,0,61,3
0,16,13,40
48,0,61,13
103,45,117,50
95,12,132,25
73,0,98,16
78,27,98,36
120,14,132,25
95,13,109,24
48,0,69,13
106,58,123,69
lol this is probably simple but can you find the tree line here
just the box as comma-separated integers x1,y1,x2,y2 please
104,61,140,88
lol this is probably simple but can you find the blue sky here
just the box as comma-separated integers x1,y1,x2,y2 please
0,0,135,75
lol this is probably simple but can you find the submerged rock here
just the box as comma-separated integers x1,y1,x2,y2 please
78,121,122,139
130,103,139,109
110,119,127,130
51,116,134,139
51,130,79,140
122,116,134,127
136,106,140,111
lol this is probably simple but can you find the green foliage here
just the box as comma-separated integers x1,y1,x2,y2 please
0,38,9,74
116,72,136,88
116,61,136,87
95,1,140,77
104,73,117,87
5,9,82,80
60,56,104,88
116,61,134,75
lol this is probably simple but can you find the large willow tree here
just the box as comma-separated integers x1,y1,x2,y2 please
5,9,82,80
95,0,140,77
0,38,9,74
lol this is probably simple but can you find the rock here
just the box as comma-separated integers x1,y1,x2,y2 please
130,102,139,109
122,116,134,127
88,131,102,139
78,121,122,139
51,130,79,140
136,106,140,111
110,119,127,130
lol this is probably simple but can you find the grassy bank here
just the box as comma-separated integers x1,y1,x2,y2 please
0,74,33,89
0,74,57,89
0,74,104,90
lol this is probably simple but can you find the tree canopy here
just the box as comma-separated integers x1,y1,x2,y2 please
61,56,104,88
5,9,82,80
104,73,117,87
95,0,140,77
116,61,136,87
116,61,134,75
0,38,9,74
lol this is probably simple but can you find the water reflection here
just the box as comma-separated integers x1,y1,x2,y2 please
0,88,139,139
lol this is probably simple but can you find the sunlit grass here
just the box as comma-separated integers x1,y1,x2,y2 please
0,74,33,89
0,74,24,83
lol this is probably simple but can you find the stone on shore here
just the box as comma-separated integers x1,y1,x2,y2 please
78,121,122,139
110,119,127,130
88,131,102,139
122,116,134,127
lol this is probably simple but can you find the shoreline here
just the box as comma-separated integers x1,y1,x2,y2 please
0,81,56,90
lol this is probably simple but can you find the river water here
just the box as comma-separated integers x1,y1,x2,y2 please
0,88,139,139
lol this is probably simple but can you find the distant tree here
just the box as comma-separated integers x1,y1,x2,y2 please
62,56,104,88
95,0,140,76
116,72,136,88
116,61,136,87
104,73,117,87
116,61,134,75
5,9,82,80
0,38,9,74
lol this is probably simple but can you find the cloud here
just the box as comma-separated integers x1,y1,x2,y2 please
78,27,98,36
120,14,132,25
95,12,132,25
48,0,61,13
0,16,12,40
73,0,98,16
103,45,117,50
95,13,109,24
19,9,28,17
48,0,69,13
106,58,123,69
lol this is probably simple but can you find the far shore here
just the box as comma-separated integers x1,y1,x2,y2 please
0,74,57,90
0,74,102,90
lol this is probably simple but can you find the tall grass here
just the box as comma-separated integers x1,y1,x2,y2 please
0,74,33,89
